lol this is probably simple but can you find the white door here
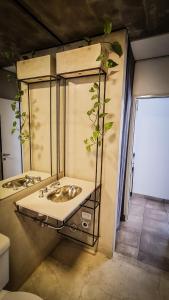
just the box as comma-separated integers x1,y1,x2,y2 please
0,98,22,179
133,98,169,200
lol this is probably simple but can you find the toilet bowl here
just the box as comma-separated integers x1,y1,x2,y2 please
0,234,43,300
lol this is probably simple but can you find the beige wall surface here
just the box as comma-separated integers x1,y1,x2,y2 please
60,30,127,257
21,81,57,175
0,175,60,290
133,56,169,96
94,31,127,256
14,30,127,260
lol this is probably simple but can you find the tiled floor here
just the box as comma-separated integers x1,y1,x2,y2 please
116,194,169,271
20,239,169,300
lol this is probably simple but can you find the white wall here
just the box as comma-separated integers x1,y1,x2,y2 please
133,56,169,97
133,98,169,200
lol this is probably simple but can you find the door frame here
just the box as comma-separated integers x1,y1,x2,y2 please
0,116,4,180
0,97,22,179
123,94,169,219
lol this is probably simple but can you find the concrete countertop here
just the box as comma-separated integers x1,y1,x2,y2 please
16,177,96,222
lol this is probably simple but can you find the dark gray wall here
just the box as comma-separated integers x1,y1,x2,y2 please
0,69,17,99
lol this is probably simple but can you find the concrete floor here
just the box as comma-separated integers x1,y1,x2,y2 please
116,195,169,271
20,239,169,300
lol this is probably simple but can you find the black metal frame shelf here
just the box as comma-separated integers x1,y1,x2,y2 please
56,67,106,247
18,75,56,175
15,185,101,247
16,65,106,248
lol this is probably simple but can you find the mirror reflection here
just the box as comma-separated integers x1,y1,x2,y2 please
0,67,56,199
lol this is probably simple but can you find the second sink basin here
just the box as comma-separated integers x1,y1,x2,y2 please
47,185,82,202
2,178,27,188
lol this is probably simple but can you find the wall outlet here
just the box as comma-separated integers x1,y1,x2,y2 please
82,211,92,221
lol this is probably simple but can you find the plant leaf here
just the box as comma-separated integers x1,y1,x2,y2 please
94,82,99,89
111,41,123,57
106,59,118,68
94,102,100,108
96,53,105,61
93,130,100,140
99,112,108,118
86,144,91,152
22,112,26,117
104,122,113,131
13,121,17,127
11,128,16,134
84,138,88,144
89,87,95,92
91,94,98,100
11,102,16,111
104,20,112,34
104,98,111,103
87,109,95,116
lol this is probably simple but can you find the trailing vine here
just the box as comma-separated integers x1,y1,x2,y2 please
11,89,29,144
84,21,123,152
0,49,29,144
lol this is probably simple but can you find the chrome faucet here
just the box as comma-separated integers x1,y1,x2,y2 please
50,181,60,188
39,189,44,198
68,185,76,198
25,175,41,185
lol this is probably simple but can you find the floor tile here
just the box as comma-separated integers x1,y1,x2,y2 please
164,200,169,213
143,218,169,239
144,208,168,223
116,242,139,258
129,205,145,217
131,196,146,207
116,228,140,248
138,250,169,272
139,230,169,259
145,199,165,211
117,196,169,272
121,215,143,233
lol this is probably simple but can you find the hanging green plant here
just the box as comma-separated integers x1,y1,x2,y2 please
84,21,123,152
11,89,30,144
0,49,29,144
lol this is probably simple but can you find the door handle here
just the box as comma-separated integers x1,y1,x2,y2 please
2,153,10,157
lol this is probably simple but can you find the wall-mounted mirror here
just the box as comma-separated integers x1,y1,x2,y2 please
0,55,57,200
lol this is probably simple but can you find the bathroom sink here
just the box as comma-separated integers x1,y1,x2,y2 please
2,177,27,188
2,175,41,189
47,185,82,202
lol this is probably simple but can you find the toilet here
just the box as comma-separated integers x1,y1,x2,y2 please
0,234,42,300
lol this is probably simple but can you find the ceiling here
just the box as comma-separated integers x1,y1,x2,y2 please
0,0,169,67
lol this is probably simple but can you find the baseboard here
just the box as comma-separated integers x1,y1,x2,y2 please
132,193,169,202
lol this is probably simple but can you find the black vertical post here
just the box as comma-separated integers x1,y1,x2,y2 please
50,77,52,176
93,70,101,245
64,79,66,176
97,73,106,238
18,81,23,173
28,83,32,170
56,76,61,180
